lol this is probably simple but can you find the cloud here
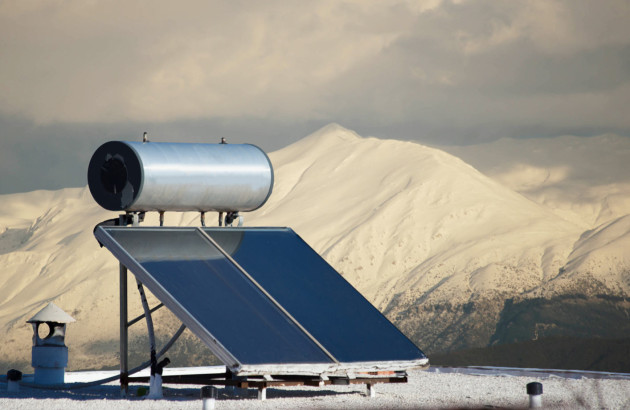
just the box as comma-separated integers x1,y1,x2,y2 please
324,1,630,132
0,1,407,122
1,0,629,193
1,0,628,132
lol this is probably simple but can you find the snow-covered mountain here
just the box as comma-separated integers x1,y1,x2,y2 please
1,124,629,371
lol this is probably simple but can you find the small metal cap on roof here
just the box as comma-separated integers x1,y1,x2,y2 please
27,302,76,324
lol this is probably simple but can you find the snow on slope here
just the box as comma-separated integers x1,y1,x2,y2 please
0,124,629,370
441,134,630,228
557,214,630,294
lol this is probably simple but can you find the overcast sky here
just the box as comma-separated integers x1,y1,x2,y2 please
1,0,629,194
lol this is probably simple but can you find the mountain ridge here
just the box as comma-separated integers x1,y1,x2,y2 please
0,124,628,371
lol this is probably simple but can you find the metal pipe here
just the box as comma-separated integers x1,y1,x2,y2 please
127,303,164,327
527,382,543,408
136,280,157,373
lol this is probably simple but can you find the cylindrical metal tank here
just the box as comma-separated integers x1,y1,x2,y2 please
88,141,274,212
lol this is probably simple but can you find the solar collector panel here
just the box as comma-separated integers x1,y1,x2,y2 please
95,225,427,373
101,227,333,366
203,228,427,363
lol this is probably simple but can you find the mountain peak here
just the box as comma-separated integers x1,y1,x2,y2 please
300,123,362,145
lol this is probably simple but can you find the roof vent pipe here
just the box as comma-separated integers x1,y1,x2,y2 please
27,303,75,385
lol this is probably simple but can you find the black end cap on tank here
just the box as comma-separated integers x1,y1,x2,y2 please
87,141,143,211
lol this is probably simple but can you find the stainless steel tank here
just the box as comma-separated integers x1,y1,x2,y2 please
87,141,274,212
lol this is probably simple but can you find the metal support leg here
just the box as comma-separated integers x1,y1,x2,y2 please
120,263,129,397
258,386,267,400
366,383,376,398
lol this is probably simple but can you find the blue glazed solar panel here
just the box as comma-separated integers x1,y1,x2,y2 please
203,228,427,363
102,227,333,365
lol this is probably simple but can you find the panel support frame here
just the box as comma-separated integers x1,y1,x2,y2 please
94,225,430,381
119,262,129,397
